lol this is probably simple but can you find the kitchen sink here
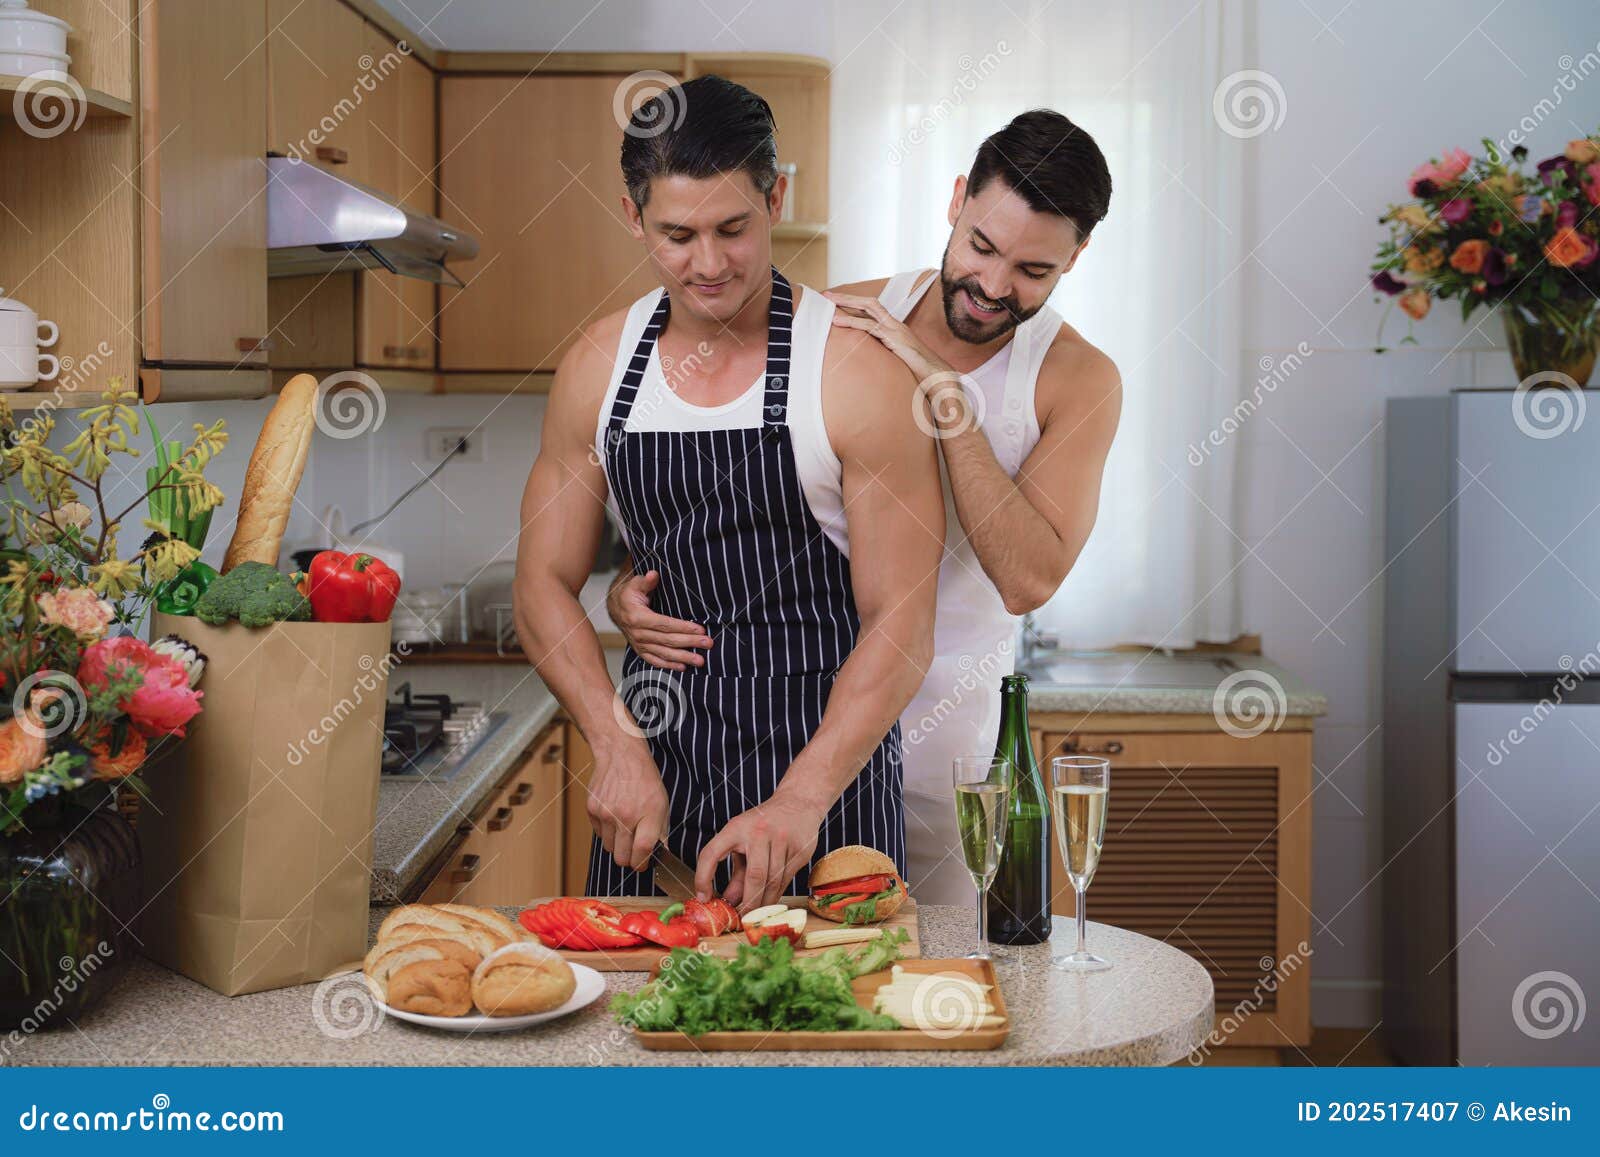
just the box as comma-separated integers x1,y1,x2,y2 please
1016,652,1246,689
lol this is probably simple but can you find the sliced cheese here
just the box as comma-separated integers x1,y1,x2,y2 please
802,926,884,949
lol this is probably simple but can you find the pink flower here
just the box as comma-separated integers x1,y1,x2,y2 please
1410,148,1473,194
1439,198,1472,224
37,586,114,640
1583,162,1600,208
78,636,203,739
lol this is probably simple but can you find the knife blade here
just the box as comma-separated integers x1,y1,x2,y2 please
650,844,698,901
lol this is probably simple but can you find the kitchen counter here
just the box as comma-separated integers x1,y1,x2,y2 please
8,907,1214,1067
370,661,562,903
1019,651,1326,716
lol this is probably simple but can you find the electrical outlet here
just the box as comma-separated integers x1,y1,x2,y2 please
425,427,483,463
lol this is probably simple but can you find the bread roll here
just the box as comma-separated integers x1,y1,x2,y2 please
376,905,470,942
471,942,576,1017
435,903,529,943
387,959,473,1017
379,922,506,960
363,943,445,1001
221,373,317,571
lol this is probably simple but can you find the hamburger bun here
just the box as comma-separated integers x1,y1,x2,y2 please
806,845,906,924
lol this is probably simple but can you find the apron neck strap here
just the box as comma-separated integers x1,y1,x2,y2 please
607,267,794,431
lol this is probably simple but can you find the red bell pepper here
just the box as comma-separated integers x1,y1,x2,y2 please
306,550,401,623
620,902,701,949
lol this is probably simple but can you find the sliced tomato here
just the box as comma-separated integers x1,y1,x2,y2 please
825,892,872,912
812,874,891,897
683,899,718,938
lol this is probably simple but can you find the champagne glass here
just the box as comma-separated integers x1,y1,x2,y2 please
952,756,1012,960
1051,756,1111,971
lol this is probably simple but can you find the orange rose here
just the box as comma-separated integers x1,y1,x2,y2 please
0,717,47,784
1404,245,1444,274
89,728,147,780
1449,239,1489,274
1399,289,1431,320
1566,138,1600,164
1545,227,1596,268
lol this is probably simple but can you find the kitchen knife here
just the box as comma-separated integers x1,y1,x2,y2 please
650,844,698,901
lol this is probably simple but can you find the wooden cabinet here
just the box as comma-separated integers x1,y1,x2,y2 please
357,24,436,370
267,0,371,182
132,0,266,394
437,74,662,374
1035,718,1314,1050
563,721,596,894
417,724,566,906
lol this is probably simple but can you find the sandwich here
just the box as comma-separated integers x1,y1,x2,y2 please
805,845,907,924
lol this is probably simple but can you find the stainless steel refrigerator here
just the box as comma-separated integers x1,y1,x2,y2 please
1384,389,1600,1066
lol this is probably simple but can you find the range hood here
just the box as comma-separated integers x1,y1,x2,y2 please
265,156,478,285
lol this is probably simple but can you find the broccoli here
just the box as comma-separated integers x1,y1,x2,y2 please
193,561,313,628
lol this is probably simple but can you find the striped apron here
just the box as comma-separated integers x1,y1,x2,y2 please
586,267,906,897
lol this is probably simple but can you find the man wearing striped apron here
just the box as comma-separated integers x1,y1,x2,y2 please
516,76,945,911
609,110,1123,904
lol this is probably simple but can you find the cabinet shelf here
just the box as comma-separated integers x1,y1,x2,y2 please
0,73,134,120
773,221,828,241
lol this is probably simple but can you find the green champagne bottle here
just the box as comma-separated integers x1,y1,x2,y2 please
985,673,1052,944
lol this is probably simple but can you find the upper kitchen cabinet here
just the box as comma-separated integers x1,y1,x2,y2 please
0,0,141,407
266,0,372,183
437,73,662,376
436,54,830,383
357,24,437,371
684,54,830,292
137,0,271,399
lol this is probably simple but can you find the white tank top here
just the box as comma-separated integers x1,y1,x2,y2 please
878,268,1060,651
596,285,849,555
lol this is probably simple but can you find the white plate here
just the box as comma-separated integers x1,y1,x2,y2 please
379,962,605,1033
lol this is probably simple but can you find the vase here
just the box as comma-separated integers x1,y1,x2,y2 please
0,791,141,1033
1504,306,1599,386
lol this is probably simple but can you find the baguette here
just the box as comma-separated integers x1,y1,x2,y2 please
221,373,317,571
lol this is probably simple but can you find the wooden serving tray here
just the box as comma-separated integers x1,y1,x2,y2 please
524,895,920,972
633,957,1008,1051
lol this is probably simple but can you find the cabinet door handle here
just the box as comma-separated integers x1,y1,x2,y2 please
487,806,513,832
540,740,562,764
236,336,272,353
315,145,349,165
451,853,480,883
509,782,534,806
1058,736,1124,756
383,344,429,360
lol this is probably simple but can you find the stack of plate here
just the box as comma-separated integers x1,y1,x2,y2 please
0,0,71,78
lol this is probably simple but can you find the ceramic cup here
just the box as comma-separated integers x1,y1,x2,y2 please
0,311,56,349
0,345,59,386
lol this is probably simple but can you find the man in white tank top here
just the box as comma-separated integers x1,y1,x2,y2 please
610,110,1123,905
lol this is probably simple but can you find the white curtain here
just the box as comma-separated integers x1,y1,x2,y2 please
828,0,1250,648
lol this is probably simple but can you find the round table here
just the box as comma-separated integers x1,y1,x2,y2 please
12,905,1215,1067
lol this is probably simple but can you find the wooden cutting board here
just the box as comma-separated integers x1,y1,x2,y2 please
524,895,920,972
633,957,1008,1051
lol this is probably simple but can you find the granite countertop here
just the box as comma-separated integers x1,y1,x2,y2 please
369,662,561,903
1019,651,1327,717
8,907,1214,1068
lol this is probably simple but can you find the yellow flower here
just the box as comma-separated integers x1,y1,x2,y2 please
89,559,140,599
1403,246,1444,274
0,718,47,784
1399,289,1431,320
1566,138,1600,164
1391,204,1436,232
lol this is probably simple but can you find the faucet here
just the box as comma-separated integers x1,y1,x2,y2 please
1017,611,1061,669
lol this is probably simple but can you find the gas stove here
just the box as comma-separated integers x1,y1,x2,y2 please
381,682,508,782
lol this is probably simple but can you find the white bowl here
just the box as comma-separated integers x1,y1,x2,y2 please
0,1,68,58
0,48,68,77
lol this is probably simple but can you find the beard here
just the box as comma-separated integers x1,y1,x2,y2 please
938,246,1044,344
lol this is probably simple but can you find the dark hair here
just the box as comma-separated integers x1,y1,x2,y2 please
620,75,778,210
967,109,1112,240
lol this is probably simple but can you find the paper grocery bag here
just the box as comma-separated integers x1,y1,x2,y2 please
137,612,394,996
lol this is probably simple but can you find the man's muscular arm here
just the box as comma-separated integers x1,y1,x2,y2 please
941,337,1121,613
695,330,945,908
513,318,669,872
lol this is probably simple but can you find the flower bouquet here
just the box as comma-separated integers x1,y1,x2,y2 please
1371,131,1600,384
0,382,226,1031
